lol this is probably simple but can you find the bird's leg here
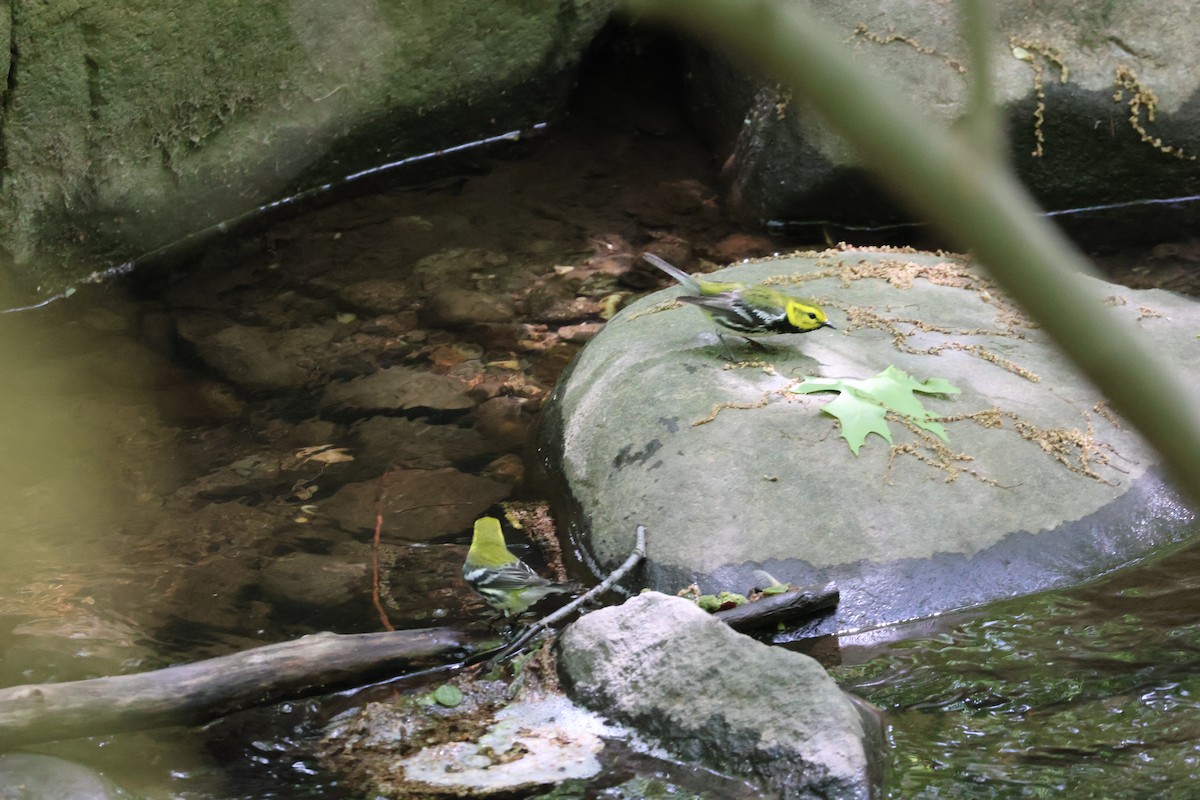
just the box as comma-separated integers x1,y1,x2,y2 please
740,336,775,352
715,331,738,362
712,332,775,361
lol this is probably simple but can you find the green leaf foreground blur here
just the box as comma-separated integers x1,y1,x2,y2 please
624,0,1200,507
793,367,961,455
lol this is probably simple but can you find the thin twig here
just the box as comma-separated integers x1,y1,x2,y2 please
371,509,394,632
371,471,396,632
488,524,648,663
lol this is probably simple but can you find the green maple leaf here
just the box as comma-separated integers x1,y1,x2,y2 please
791,366,961,454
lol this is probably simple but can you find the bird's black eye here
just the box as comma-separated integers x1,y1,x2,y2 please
808,312,817,320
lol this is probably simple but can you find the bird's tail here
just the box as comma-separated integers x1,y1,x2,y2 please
643,252,702,295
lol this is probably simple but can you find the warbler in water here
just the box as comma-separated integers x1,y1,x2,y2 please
462,516,574,618
642,253,834,344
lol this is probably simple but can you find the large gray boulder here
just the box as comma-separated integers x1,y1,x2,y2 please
688,0,1200,240
0,1,612,286
559,592,882,799
533,248,1198,634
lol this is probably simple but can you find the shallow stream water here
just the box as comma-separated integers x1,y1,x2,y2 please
836,531,1200,798
2,37,1200,799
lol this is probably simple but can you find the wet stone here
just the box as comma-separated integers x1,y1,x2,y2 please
320,366,475,417
259,551,370,609
319,468,511,540
358,310,419,336
268,322,348,372
376,541,470,623
349,416,498,473
134,502,288,636
79,306,132,334
479,453,525,486
247,290,340,330
174,446,353,503
336,278,411,316
521,281,594,323
158,556,271,634
409,247,508,293
421,288,516,328
318,685,617,798
175,315,320,392
471,396,533,451
156,376,245,427
528,295,602,324
559,592,881,799
557,321,605,342
259,417,346,449
0,753,131,800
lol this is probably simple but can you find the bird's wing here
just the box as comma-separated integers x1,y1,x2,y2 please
485,560,555,590
678,291,745,313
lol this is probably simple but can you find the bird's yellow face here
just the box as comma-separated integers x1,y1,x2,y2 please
784,299,832,332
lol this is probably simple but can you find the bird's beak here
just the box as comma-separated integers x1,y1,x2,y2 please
822,321,837,330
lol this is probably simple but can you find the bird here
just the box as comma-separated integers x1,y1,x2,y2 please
462,516,574,618
642,253,834,343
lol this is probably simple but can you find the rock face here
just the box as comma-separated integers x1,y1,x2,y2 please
558,592,882,799
533,248,1198,634
0,1,612,285
688,0,1200,241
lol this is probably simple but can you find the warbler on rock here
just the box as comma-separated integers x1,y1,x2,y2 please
642,253,834,342
462,516,574,618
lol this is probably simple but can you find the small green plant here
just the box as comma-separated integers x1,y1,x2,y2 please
428,684,463,708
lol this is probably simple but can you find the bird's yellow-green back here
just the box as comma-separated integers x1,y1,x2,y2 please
467,516,517,568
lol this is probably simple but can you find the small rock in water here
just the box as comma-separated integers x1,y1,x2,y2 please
320,366,475,417
349,416,497,473
480,453,525,486
259,551,370,609
471,396,532,450
336,278,411,316
0,753,131,800
176,316,312,392
163,379,245,426
319,468,510,539
558,592,881,799
421,288,516,328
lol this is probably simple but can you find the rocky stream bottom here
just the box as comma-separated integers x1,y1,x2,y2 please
3,75,1200,797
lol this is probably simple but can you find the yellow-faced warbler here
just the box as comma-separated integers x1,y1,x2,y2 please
643,253,834,339
462,516,574,618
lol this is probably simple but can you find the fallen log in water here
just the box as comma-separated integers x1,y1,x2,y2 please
0,627,474,749
713,583,839,632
